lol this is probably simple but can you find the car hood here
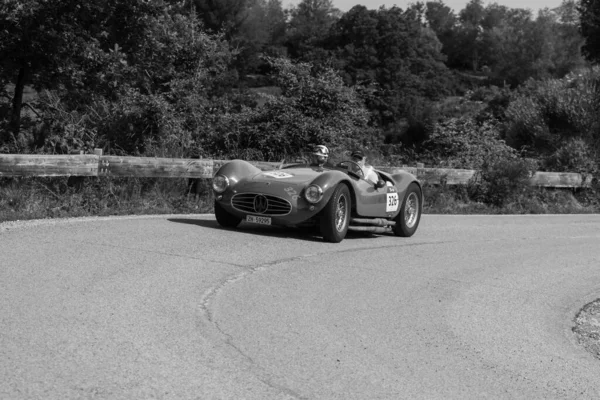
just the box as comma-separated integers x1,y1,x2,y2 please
249,167,321,185
230,167,323,197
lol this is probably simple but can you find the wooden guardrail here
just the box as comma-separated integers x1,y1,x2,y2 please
0,151,594,188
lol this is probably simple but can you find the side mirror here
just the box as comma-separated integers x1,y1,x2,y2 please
375,179,386,189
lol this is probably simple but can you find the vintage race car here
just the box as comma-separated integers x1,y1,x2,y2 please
212,158,422,243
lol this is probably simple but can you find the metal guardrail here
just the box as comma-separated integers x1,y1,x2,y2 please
0,150,594,188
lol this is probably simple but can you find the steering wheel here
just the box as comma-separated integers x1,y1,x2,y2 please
337,160,365,179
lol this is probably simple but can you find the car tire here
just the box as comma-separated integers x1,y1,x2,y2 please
214,201,242,228
320,184,351,243
393,182,422,237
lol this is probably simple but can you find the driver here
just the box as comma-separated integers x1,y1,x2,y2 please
351,149,380,185
310,145,329,167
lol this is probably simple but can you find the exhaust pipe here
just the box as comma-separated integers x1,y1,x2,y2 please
350,218,396,227
347,225,391,233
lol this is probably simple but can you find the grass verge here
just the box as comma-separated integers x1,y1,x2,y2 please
0,177,213,223
1,177,599,223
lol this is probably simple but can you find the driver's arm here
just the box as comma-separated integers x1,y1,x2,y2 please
365,167,379,184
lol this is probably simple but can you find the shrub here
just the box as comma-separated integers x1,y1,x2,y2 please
434,96,486,120
200,58,376,161
419,117,518,169
543,138,598,174
468,157,536,207
503,67,600,157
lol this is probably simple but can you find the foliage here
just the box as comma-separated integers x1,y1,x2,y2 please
285,0,340,60
503,67,600,162
190,0,249,35
468,157,537,207
327,5,453,129
233,0,288,75
23,8,236,157
200,58,376,160
542,138,598,174
0,0,165,136
421,0,586,86
419,117,518,169
579,0,600,63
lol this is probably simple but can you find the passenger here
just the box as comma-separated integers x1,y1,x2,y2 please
351,149,382,185
310,145,329,167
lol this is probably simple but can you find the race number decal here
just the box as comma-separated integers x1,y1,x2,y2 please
262,171,293,179
386,192,399,212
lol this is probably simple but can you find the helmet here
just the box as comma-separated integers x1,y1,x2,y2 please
311,145,329,166
313,145,329,157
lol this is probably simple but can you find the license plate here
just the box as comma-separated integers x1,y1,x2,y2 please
246,215,271,225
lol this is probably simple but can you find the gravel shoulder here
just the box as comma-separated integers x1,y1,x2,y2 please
573,298,600,360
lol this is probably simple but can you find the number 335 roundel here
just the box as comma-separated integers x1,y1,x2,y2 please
386,192,399,212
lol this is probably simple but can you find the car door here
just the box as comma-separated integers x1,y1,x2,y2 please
336,161,400,217
352,177,399,217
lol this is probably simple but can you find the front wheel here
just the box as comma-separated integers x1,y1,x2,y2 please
214,201,242,228
393,183,422,237
320,184,351,243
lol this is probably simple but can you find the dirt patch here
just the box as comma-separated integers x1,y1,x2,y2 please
573,298,600,360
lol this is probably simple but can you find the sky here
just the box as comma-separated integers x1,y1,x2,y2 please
287,0,565,13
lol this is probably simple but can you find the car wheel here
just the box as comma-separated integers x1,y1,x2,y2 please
320,184,351,243
393,183,422,237
214,201,242,228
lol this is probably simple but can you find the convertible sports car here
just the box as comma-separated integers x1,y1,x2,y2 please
212,158,422,243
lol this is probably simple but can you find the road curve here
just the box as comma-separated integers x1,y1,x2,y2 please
1,214,599,399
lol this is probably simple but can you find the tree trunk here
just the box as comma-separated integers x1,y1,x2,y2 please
10,66,27,137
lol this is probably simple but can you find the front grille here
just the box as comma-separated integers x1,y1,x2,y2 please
231,193,292,216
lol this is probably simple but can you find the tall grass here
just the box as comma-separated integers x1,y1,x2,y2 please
0,177,213,223
2,175,599,224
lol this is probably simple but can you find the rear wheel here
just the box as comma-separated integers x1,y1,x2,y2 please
320,184,351,243
393,183,422,237
214,201,242,228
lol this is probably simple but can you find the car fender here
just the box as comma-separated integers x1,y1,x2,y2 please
214,160,261,185
383,170,421,193
309,170,355,205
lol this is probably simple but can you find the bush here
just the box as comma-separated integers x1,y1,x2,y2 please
503,67,600,157
200,58,376,161
434,96,486,120
419,117,518,169
468,157,536,207
543,138,598,174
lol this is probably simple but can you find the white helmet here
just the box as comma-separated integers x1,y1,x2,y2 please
313,145,329,157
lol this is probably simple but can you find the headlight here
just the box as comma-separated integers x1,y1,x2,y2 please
212,175,230,193
304,184,323,203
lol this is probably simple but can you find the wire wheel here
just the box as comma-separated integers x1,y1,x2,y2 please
393,183,422,237
404,192,419,229
321,184,351,243
335,193,348,232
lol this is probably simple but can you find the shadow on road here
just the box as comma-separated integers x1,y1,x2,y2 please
168,217,381,243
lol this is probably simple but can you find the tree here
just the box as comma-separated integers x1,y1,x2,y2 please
201,58,375,160
425,1,456,34
327,6,451,129
579,0,600,63
423,1,461,67
189,0,249,36
481,5,585,86
457,0,485,71
543,1,586,77
0,0,163,141
2,1,237,156
285,0,340,60
0,0,89,137
264,0,287,52
231,0,288,76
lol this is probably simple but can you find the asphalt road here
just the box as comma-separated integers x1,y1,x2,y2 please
1,214,599,399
